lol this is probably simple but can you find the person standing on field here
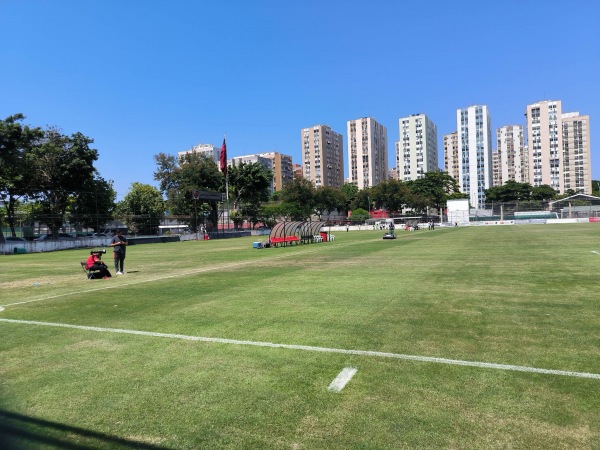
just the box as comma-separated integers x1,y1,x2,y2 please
110,230,128,274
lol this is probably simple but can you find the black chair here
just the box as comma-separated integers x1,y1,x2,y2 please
80,261,101,279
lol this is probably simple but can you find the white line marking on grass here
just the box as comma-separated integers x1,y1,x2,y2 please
1,318,599,380
328,367,357,392
592,251,600,256
0,240,371,309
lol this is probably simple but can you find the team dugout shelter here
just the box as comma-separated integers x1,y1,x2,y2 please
268,221,329,246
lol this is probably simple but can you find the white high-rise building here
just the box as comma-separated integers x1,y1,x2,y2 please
347,117,388,189
457,105,493,208
396,114,438,181
178,143,220,165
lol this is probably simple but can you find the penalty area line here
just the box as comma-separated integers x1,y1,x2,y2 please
328,367,358,392
1,318,599,380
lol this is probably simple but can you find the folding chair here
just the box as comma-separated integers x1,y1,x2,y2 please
80,261,101,279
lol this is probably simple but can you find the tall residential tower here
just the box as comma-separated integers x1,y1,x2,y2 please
347,117,388,189
301,125,344,188
457,105,493,208
396,114,438,181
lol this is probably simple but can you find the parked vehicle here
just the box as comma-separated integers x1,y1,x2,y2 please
34,233,75,241
4,236,26,242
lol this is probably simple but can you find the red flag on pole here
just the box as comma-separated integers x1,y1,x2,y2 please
220,138,227,177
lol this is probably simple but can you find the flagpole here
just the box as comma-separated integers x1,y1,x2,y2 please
220,134,230,235
225,172,230,232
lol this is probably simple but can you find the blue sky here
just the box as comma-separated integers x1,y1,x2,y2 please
2,0,599,199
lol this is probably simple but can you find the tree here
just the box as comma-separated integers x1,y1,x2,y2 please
531,184,557,201
349,208,369,224
406,172,461,213
313,186,345,220
153,152,223,231
485,181,533,203
69,176,117,231
340,183,359,214
351,188,372,212
0,114,43,239
257,203,282,228
116,183,165,235
593,180,600,197
28,128,99,236
228,162,272,227
279,177,315,220
371,179,410,213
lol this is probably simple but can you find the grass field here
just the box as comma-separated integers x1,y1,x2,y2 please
1,224,599,449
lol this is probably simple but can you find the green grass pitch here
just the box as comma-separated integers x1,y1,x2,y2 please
1,224,599,448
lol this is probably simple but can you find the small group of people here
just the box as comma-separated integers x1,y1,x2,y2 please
428,221,436,230
84,230,128,279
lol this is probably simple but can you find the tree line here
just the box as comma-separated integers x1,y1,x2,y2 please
2,114,597,240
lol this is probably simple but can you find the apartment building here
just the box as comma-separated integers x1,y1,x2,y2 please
178,143,220,165
443,131,460,183
495,125,527,185
301,125,344,188
457,105,493,208
293,163,303,179
396,114,438,182
525,100,563,192
492,152,501,187
229,154,274,191
562,112,592,194
258,152,294,192
347,117,388,189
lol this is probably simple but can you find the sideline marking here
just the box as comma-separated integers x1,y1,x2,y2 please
328,367,357,392
1,318,599,380
592,251,600,256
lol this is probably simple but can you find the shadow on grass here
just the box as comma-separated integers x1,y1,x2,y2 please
0,409,172,450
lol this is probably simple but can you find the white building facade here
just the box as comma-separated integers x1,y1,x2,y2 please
396,114,438,181
178,143,220,165
457,105,493,208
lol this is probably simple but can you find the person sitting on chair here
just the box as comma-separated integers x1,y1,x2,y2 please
85,250,112,279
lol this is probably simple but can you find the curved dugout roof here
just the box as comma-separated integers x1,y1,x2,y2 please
269,221,325,239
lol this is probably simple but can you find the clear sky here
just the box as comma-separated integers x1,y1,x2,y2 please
2,0,599,199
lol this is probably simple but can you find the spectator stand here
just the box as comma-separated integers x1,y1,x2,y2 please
268,221,326,247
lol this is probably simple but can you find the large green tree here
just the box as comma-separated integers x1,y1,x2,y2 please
371,179,410,213
69,176,117,231
228,162,272,227
349,208,370,224
116,183,165,235
485,181,533,203
313,186,346,220
351,188,372,212
340,183,359,214
28,128,99,236
531,184,557,201
154,152,223,231
279,177,315,220
406,172,462,214
0,114,43,239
